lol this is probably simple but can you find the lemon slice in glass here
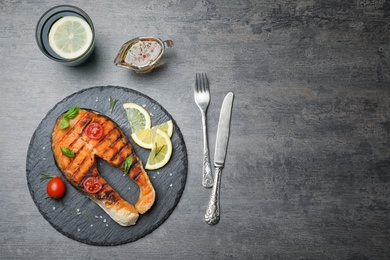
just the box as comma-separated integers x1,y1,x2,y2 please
123,102,152,134
152,120,174,138
145,129,173,170
48,16,93,60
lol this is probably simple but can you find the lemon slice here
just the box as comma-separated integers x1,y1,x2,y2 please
131,120,174,149
152,120,174,138
145,129,173,170
131,128,156,149
123,103,151,133
48,16,93,60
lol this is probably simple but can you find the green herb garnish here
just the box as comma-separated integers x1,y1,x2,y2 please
60,119,70,129
46,196,64,205
60,106,80,129
154,143,166,157
70,207,95,222
40,172,55,182
109,96,118,113
60,147,75,158
123,156,133,174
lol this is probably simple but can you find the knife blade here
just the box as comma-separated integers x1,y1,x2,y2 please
205,92,234,225
214,92,234,168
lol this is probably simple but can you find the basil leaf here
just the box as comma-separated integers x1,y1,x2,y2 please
123,156,133,174
61,147,75,158
60,118,70,129
59,106,80,130
64,106,80,119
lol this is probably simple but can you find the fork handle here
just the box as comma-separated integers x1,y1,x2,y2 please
201,112,213,188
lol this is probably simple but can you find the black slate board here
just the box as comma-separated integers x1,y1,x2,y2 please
26,86,188,246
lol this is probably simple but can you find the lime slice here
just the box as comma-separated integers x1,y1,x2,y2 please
48,16,93,60
145,129,173,170
152,120,174,138
131,128,156,149
123,102,152,133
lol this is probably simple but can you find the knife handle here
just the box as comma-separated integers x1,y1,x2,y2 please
205,167,222,225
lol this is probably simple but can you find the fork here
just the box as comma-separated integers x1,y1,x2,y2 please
195,73,213,188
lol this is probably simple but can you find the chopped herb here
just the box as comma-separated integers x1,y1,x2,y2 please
61,147,75,158
70,207,95,222
40,172,55,182
123,156,133,174
154,143,166,157
109,96,118,113
46,196,64,205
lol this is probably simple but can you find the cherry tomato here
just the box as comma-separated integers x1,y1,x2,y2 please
47,176,66,199
83,177,103,194
85,122,104,140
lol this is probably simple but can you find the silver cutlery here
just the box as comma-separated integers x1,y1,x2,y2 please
205,92,234,225
194,73,213,188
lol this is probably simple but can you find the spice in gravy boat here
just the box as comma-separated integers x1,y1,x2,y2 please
114,36,174,74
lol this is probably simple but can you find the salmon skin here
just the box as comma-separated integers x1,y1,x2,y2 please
51,108,155,226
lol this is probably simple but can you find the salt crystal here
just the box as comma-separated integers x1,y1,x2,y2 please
169,183,173,187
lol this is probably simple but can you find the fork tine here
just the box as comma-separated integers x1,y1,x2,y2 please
203,73,209,93
197,73,202,93
202,73,206,92
195,73,199,93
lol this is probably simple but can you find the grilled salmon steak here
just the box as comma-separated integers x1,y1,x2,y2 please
51,108,155,226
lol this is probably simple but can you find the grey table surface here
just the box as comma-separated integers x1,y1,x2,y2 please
1,0,390,259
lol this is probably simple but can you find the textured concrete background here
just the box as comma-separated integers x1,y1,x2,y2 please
1,0,390,259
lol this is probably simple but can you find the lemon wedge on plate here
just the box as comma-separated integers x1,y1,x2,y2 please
131,128,156,149
152,120,174,138
131,120,174,149
145,129,173,170
48,16,93,60
123,103,152,134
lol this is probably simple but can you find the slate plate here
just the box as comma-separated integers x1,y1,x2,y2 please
26,86,188,246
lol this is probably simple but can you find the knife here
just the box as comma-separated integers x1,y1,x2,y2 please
205,92,234,225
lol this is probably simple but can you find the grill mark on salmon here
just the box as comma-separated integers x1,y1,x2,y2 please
95,127,116,148
55,112,91,145
111,144,130,164
52,108,155,226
